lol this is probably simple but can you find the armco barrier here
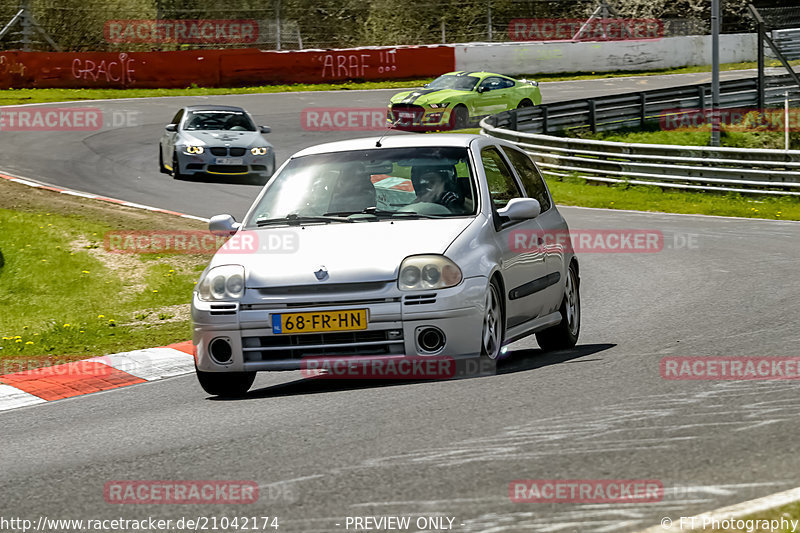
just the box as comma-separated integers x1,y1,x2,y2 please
481,74,800,196
0,46,455,89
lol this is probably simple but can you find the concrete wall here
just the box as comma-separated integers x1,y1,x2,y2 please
454,34,757,75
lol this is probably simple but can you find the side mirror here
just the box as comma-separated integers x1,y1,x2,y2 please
497,198,541,220
477,86,487,94
209,214,241,236
423,83,430,88
165,124,177,132
259,125,271,134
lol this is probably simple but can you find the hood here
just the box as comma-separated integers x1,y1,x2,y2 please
180,130,267,147
390,88,468,106
211,218,475,288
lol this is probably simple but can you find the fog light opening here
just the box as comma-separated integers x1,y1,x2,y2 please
209,337,233,364
417,327,446,354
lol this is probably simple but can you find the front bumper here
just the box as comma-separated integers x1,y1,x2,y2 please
192,277,487,372
387,106,455,132
175,149,274,177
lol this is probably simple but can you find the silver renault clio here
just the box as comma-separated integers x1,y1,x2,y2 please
192,134,580,396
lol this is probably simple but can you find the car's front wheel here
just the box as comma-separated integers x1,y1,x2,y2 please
517,99,534,108
158,148,169,174
536,261,580,351
172,152,185,180
481,278,505,359
196,368,256,397
449,105,469,130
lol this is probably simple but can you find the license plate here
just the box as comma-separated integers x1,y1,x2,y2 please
271,309,368,335
215,157,243,165
399,112,414,118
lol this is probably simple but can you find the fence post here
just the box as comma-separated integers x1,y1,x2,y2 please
698,86,706,112
588,99,596,133
541,106,548,134
640,93,647,128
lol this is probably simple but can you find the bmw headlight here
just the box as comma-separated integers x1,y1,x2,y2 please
185,145,204,154
398,255,462,291
251,146,269,156
429,102,450,109
196,265,245,301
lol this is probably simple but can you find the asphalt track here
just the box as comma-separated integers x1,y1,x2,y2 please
2,70,800,532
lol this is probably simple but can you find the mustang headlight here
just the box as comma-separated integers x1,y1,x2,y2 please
185,145,204,154
197,265,245,301
429,102,450,109
398,255,462,291
251,147,269,156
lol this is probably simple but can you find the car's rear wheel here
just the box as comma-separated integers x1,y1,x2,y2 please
172,152,185,180
158,148,168,174
196,368,255,397
517,99,534,108
481,278,505,359
450,105,469,130
536,261,580,351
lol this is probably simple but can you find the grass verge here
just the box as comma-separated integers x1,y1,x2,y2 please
547,176,800,220
0,179,209,366
2,60,797,107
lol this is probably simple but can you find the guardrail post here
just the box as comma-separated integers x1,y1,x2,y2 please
510,109,518,131
541,106,548,134
588,99,596,133
640,93,647,127
698,86,706,112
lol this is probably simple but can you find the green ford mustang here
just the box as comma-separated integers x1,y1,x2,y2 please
388,71,542,131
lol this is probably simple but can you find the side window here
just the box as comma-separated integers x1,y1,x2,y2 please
479,77,503,92
502,148,552,212
498,77,515,89
170,109,184,125
481,147,523,209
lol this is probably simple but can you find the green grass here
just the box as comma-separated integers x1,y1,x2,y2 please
0,179,209,363
547,176,800,220
2,60,797,107
568,122,799,150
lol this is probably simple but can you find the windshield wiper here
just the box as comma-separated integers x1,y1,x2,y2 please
325,208,446,219
256,213,353,226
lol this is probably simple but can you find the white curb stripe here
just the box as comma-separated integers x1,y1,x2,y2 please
0,384,47,412
89,347,195,382
638,486,800,532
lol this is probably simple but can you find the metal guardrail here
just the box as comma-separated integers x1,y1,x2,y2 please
481,75,800,196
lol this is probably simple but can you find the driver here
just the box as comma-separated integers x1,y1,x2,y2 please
414,169,462,208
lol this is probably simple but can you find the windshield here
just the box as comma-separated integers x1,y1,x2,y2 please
182,110,256,132
426,74,479,91
244,146,477,227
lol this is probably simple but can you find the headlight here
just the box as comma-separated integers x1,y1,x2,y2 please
398,255,462,291
429,102,450,109
196,265,245,301
251,147,269,156
185,145,204,154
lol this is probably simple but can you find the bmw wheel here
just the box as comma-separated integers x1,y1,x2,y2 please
536,262,580,351
172,152,185,180
196,368,256,397
158,148,168,174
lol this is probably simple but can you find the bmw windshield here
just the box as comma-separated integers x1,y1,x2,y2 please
244,147,478,227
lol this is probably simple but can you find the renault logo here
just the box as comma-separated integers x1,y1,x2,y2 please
314,266,329,281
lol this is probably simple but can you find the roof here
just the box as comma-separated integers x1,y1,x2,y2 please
183,105,248,112
291,133,482,158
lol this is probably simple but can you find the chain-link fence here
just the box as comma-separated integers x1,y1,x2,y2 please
0,0,759,53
